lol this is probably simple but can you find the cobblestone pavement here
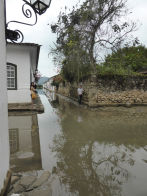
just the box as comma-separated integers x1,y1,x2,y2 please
8,170,54,196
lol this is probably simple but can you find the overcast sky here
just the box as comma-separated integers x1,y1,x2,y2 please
6,0,147,77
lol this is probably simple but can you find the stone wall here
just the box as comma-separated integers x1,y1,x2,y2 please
57,75,147,107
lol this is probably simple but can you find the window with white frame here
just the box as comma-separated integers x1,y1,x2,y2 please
7,63,17,89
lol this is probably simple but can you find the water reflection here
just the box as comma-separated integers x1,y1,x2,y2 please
8,91,147,196
8,113,42,172
47,92,147,196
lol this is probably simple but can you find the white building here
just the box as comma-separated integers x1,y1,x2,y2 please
7,43,40,103
0,0,10,194
43,76,56,92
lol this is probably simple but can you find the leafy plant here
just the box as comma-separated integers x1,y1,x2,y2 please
103,45,147,73
51,75,63,89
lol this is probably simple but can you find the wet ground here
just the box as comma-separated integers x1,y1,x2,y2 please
8,90,147,196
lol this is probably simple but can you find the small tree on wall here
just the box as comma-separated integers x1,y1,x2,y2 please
51,75,63,90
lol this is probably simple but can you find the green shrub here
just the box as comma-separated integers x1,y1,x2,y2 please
96,65,142,76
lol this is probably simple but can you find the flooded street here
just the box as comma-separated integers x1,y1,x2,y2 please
8,90,147,196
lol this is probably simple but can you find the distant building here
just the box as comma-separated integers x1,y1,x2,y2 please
7,43,40,103
43,75,57,92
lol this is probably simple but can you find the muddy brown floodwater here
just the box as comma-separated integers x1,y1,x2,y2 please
8,90,147,196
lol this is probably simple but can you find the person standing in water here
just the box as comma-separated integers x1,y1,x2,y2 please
77,84,84,104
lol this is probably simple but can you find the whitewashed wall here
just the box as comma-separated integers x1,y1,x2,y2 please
0,0,10,192
7,45,32,103
43,78,55,91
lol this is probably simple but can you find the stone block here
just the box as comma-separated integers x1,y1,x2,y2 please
31,171,51,188
11,176,20,185
13,183,25,193
19,176,37,188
